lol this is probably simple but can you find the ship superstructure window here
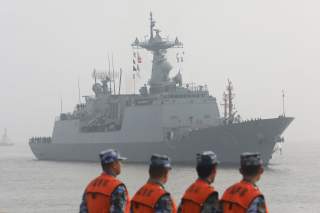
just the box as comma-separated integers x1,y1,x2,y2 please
166,131,174,141
109,103,118,120
170,115,178,120
204,114,211,119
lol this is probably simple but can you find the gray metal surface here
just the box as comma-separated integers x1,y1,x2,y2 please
30,117,293,164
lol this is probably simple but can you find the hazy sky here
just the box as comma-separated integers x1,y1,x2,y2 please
1,0,319,142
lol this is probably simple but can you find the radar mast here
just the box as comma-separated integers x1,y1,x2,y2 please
222,79,238,124
132,12,183,94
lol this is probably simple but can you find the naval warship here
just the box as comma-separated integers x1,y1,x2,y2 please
29,13,293,164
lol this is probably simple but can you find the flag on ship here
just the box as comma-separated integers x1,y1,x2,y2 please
133,51,142,74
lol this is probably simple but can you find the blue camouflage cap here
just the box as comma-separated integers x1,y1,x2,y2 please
197,150,219,165
99,149,127,164
240,152,263,167
150,154,172,169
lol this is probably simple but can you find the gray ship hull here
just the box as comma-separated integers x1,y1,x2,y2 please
29,117,293,165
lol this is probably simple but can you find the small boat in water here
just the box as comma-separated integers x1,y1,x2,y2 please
0,128,14,146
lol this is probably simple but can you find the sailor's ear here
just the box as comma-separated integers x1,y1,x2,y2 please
239,168,243,175
259,167,264,174
212,165,217,174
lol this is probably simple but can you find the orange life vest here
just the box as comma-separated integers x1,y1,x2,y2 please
85,172,130,213
131,182,177,213
179,179,217,213
221,180,268,213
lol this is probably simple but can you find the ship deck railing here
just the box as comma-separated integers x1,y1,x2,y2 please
162,92,209,99
183,83,209,93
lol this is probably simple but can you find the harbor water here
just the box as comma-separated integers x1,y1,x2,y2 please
0,139,319,212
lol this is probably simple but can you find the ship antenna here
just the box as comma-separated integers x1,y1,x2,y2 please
227,79,235,124
282,89,286,117
78,76,81,104
118,68,122,95
133,73,136,95
60,95,63,114
112,53,116,95
221,92,228,124
93,68,97,84
108,54,111,94
150,12,155,39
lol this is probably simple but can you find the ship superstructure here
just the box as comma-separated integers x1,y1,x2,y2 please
29,13,293,164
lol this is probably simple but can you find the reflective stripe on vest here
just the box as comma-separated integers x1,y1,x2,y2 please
221,180,267,213
85,173,130,213
180,179,216,213
131,182,177,213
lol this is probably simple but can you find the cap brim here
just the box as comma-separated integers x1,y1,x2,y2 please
197,160,220,166
164,164,172,169
118,157,127,161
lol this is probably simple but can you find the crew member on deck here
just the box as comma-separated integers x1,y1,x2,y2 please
80,149,130,213
221,152,268,213
131,154,177,213
178,151,221,213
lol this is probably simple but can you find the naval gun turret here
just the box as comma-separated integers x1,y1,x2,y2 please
132,12,183,94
